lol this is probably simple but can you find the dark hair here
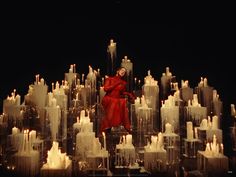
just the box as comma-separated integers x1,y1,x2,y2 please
116,66,126,72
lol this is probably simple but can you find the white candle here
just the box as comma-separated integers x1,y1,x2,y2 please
102,132,106,150
12,126,18,135
231,104,235,117
73,64,76,73
126,134,132,145
35,74,40,84
52,83,54,91
187,121,193,140
213,134,217,145
157,132,164,150
194,127,198,139
30,130,37,142
82,74,84,84
69,64,73,73
56,81,60,90
22,129,28,153
76,93,79,100
165,123,172,134
212,115,218,129
123,135,126,145
200,119,208,129
205,143,210,152
150,135,157,150
188,99,191,106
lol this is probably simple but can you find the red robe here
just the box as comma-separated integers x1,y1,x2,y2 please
100,75,133,133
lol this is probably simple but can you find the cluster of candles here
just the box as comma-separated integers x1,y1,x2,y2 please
45,141,71,169
205,134,224,156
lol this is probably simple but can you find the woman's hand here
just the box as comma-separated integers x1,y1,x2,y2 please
123,92,136,104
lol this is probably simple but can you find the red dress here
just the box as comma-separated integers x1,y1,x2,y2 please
100,75,134,133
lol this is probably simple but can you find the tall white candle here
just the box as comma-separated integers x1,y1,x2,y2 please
40,78,45,85
231,104,235,117
207,116,211,127
73,64,76,73
221,143,224,154
52,83,54,91
102,132,106,150
126,134,132,145
82,74,85,84
194,127,198,139
186,121,194,140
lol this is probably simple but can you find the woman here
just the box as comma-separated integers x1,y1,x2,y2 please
100,67,135,134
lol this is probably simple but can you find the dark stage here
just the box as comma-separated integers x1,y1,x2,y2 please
0,3,234,177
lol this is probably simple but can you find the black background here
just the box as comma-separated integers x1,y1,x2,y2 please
0,2,234,117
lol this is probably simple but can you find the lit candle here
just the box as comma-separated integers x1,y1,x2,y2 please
221,143,224,154
126,134,132,145
40,78,45,85
208,116,212,128
212,115,218,129
74,75,77,85
231,104,235,117
186,121,194,140
56,81,60,91
157,132,163,150
52,83,54,92
35,74,39,84
102,132,106,150
73,64,76,73
205,143,210,152
30,130,37,142
13,89,16,98
138,79,141,87
35,75,37,84
69,64,73,73
82,74,84,84
12,126,18,135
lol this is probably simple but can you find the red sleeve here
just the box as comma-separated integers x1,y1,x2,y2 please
103,77,121,92
123,91,136,104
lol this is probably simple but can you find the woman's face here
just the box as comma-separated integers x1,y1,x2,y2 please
118,68,126,77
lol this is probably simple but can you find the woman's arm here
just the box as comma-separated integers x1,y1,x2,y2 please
123,91,136,104
103,77,122,92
